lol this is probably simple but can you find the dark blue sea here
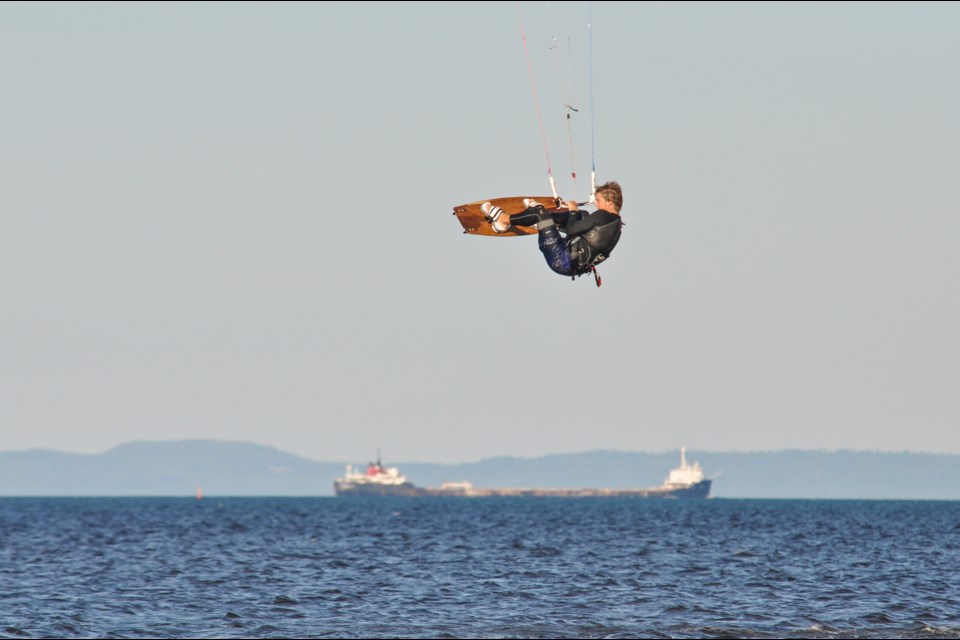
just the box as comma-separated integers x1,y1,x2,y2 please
2,498,959,639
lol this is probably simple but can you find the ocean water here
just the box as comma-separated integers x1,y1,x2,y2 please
1,498,958,639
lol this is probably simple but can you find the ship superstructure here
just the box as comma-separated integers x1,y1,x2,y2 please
333,452,421,496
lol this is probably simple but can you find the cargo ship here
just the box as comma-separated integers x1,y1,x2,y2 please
333,448,714,498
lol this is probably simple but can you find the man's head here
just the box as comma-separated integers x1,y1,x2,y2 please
595,181,622,212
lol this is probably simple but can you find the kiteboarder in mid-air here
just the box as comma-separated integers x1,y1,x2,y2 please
452,8,623,286
481,181,623,282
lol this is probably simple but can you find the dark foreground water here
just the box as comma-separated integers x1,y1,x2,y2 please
1,498,958,639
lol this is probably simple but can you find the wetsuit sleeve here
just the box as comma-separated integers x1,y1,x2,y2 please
564,210,608,238
555,209,585,231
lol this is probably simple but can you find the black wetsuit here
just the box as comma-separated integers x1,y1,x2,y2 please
511,206,623,276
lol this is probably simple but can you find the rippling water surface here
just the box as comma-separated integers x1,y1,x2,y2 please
1,497,959,638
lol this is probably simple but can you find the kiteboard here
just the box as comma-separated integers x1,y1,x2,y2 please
452,196,561,237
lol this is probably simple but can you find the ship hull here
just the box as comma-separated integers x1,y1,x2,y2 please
333,480,425,497
334,479,712,499
661,479,712,499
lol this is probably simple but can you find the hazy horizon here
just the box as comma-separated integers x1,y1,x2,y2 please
1,437,955,465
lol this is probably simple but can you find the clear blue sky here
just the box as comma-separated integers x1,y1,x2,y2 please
2,2,958,463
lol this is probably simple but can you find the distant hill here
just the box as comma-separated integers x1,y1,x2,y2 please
1,440,958,499
0,440,343,497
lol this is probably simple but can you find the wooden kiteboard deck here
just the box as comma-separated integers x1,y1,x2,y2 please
452,196,561,237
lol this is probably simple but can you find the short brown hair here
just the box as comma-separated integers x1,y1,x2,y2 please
595,181,622,212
